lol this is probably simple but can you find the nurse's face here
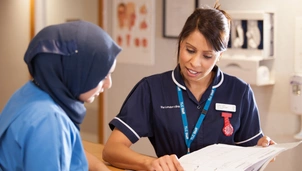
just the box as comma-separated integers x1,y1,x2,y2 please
79,59,117,103
178,30,221,84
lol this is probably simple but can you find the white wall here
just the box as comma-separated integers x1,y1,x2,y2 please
104,0,302,170
0,0,31,110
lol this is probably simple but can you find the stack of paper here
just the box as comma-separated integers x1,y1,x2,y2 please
179,141,302,171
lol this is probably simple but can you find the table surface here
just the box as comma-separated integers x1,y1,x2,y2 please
82,140,124,171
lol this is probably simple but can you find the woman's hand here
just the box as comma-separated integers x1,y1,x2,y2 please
257,135,276,147
257,135,277,162
147,154,184,171
85,150,110,171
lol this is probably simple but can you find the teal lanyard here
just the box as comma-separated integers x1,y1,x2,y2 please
177,86,216,153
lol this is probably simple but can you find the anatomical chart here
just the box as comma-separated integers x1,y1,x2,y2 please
112,0,155,65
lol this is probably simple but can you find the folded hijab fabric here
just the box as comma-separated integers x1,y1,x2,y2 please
24,20,121,127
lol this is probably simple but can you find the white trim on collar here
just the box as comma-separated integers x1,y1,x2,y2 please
213,70,224,89
171,69,224,90
172,71,186,90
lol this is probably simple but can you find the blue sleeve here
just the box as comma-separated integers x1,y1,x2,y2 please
234,84,263,146
21,113,73,171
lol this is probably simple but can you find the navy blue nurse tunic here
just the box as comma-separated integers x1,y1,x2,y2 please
109,65,263,158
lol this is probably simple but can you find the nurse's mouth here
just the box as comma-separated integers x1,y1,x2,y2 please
186,68,200,76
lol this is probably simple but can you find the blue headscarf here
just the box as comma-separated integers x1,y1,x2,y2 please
24,21,121,127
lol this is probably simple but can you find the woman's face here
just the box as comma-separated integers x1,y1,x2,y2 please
178,30,221,84
79,59,117,103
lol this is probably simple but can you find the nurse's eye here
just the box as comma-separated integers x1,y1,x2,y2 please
203,55,212,59
186,48,195,54
203,52,217,59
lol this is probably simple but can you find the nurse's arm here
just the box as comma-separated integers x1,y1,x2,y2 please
102,128,184,171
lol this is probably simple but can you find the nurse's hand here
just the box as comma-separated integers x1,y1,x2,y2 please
257,135,276,147
257,135,277,162
148,154,184,171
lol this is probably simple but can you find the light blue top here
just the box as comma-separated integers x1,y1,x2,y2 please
0,81,88,171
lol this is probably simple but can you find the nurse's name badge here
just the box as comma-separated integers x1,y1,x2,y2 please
215,103,236,112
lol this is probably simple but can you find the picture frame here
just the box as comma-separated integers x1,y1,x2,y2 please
163,0,198,38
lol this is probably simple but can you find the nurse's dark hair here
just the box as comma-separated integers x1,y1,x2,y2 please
177,0,231,61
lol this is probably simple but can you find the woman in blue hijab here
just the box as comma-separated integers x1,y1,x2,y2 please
0,21,121,171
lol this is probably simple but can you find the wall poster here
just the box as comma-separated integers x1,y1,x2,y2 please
112,0,155,65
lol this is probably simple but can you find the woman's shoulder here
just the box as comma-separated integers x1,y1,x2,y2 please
220,72,251,93
222,72,249,87
6,82,69,125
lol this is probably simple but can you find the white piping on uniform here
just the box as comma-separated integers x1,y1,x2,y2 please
213,71,224,89
235,130,263,145
114,117,141,140
172,69,224,90
172,71,186,90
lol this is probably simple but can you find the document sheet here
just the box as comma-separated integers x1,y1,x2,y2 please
179,141,302,171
